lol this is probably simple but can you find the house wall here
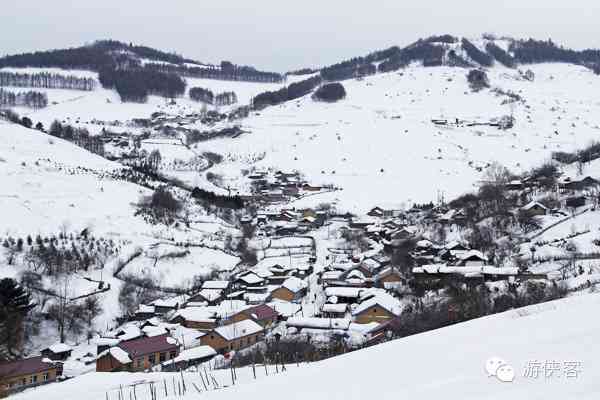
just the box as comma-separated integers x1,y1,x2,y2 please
1,368,57,392
130,349,179,372
354,305,395,324
172,317,216,331
378,273,403,285
97,348,179,372
200,331,264,353
96,354,125,372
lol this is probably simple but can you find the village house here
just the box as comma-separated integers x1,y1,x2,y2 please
169,308,218,331
202,280,231,292
96,334,179,372
0,357,62,394
269,277,308,302
319,270,344,285
150,295,189,315
131,304,156,321
161,346,217,371
267,264,296,285
366,317,402,344
324,287,366,304
455,250,488,267
187,289,224,306
374,267,405,288
199,320,264,353
225,304,279,328
321,303,348,318
40,343,72,361
286,317,350,333
559,176,599,191
352,293,403,324
521,201,548,217
235,271,267,289
293,264,314,279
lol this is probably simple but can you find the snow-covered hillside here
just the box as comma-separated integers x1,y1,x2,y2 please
12,291,600,400
0,120,148,237
196,62,600,213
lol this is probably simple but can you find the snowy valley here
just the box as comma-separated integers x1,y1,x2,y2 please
1,34,600,399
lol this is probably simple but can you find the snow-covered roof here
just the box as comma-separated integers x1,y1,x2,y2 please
151,294,189,308
322,303,348,314
325,287,365,299
413,265,519,276
195,289,223,302
522,201,548,211
287,317,351,330
268,301,302,318
416,239,433,248
321,271,343,280
170,346,217,364
282,276,308,293
98,347,132,364
238,273,265,285
457,250,487,261
136,304,155,314
244,292,271,303
108,325,143,341
352,293,402,317
361,258,381,271
45,343,72,354
214,319,263,341
171,307,217,323
201,280,230,290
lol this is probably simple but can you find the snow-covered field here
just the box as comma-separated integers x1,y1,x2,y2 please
122,244,239,288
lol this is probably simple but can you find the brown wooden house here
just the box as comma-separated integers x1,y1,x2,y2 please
199,320,264,353
0,356,61,394
40,343,72,361
169,308,218,331
352,294,402,324
269,277,307,303
96,334,179,372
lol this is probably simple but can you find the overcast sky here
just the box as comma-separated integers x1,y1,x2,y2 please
2,1,600,72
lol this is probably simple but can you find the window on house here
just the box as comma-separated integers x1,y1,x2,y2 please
169,351,176,359
30,375,38,384
149,354,156,365
373,308,377,313
137,358,143,368
22,378,26,385
43,373,49,381
159,352,166,362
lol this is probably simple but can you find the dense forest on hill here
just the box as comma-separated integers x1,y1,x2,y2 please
252,75,322,109
0,88,48,109
0,71,95,91
0,40,283,86
98,67,186,102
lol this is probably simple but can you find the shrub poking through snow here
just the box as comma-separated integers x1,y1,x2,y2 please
313,83,347,102
467,69,490,91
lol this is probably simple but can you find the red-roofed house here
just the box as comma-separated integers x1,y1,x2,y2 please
96,334,179,372
0,356,61,393
225,304,279,328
